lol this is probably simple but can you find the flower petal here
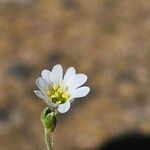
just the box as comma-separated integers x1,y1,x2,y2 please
51,64,63,84
57,101,71,113
34,90,48,100
71,86,90,98
70,74,87,90
65,75,76,89
41,69,52,84
36,77,49,93
64,67,76,82
34,90,55,107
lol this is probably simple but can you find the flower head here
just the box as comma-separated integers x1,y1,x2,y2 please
34,64,90,113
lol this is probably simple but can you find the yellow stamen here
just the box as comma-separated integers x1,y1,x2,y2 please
46,84,70,104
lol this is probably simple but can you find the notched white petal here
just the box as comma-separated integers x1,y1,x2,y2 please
51,64,63,84
34,90,47,100
57,101,71,113
41,69,52,84
70,74,87,90
64,67,76,82
64,75,76,89
71,86,90,98
34,90,55,107
36,77,49,93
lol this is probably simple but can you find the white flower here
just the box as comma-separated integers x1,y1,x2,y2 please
34,64,90,113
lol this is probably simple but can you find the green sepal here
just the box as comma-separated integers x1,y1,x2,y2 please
40,107,57,132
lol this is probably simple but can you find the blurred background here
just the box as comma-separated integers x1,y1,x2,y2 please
0,0,150,150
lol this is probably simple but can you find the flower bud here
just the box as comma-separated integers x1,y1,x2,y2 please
40,107,57,132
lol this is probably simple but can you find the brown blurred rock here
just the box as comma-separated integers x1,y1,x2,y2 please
0,0,35,5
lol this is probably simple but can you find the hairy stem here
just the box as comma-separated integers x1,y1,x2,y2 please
44,129,53,150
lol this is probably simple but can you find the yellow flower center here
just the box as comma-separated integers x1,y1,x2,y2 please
46,84,70,104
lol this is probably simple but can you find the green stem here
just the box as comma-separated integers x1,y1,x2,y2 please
44,129,53,150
